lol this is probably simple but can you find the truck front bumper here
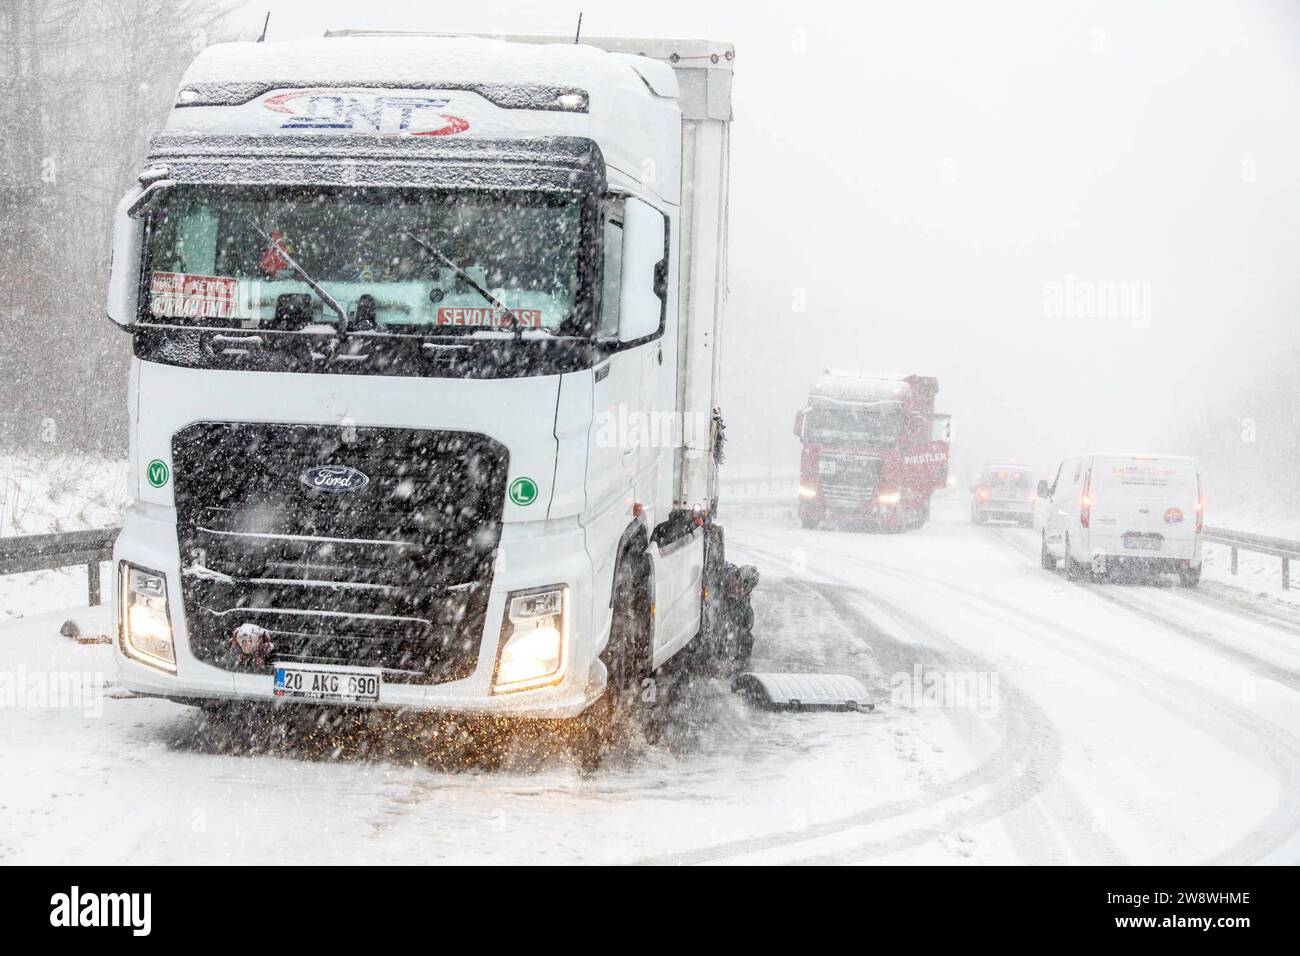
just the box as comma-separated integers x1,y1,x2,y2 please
112,505,607,719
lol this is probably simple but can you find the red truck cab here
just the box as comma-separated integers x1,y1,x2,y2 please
794,372,950,531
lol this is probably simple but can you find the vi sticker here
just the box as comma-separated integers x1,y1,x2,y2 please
146,459,170,488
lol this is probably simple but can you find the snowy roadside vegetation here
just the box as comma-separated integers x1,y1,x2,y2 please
0,455,129,619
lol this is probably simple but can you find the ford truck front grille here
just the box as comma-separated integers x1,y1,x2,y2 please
171,422,508,684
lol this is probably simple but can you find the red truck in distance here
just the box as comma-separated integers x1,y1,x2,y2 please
794,372,951,531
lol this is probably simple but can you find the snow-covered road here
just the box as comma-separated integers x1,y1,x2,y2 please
4,497,1299,864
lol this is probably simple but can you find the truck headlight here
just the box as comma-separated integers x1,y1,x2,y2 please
877,491,901,506
798,484,819,499
118,562,175,672
493,585,567,693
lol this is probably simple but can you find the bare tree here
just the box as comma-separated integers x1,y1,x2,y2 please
0,0,240,455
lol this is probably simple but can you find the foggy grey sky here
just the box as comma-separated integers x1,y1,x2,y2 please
231,0,1300,478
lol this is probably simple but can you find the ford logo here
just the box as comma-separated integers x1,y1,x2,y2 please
301,465,370,493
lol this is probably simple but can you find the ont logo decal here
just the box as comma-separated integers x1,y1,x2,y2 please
263,89,470,136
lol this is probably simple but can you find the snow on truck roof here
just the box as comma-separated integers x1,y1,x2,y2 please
811,372,918,403
163,35,731,202
176,35,679,104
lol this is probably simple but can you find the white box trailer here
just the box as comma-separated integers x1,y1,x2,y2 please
488,33,734,511
104,31,767,747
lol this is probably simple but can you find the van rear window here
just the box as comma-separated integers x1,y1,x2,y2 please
981,469,1029,489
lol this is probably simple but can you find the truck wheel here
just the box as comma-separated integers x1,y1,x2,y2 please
972,507,985,525
1178,564,1202,587
573,549,652,769
715,563,757,676
1040,532,1057,570
800,514,818,530
696,524,758,678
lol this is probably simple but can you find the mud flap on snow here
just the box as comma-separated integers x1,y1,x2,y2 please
731,672,874,713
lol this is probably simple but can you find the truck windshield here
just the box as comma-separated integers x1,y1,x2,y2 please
806,403,903,447
141,185,584,333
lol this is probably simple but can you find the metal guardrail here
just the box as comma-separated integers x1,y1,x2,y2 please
716,473,800,503
1202,526,1300,590
0,522,1294,609
0,528,119,605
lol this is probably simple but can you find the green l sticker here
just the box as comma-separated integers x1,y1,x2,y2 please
509,476,538,506
147,459,170,488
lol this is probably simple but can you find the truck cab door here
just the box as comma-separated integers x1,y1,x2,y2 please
587,210,640,529
903,414,950,493
617,198,700,662
586,197,668,528
629,201,673,524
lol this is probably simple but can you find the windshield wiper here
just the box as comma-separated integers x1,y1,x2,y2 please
249,219,349,341
403,231,524,339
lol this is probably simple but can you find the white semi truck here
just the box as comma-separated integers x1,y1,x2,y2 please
105,31,760,744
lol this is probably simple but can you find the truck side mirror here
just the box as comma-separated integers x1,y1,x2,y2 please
1037,480,1050,499
107,185,145,327
617,197,666,343
793,408,806,438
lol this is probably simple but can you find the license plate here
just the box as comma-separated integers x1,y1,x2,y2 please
273,662,381,702
1122,534,1162,551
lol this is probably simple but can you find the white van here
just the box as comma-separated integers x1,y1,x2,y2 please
1035,454,1203,585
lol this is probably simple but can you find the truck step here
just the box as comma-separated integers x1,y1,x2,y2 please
731,672,874,712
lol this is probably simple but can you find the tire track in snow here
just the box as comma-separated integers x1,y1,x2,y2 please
983,526,1300,693
737,520,1300,864
637,537,1078,865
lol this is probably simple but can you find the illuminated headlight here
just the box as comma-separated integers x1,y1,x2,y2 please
877,491,902,506
799,484,819,499
118,562,175,672
493,585,568,693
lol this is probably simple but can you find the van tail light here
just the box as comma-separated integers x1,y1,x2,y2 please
1080,468,1093,529
1195,476,1204,533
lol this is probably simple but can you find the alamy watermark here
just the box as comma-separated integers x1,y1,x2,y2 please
50,886,151,936
889,665,1000,716
594,405,710,453
1044,274,1151,329
0,666,105,718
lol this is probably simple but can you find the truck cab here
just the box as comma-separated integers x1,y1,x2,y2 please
794,372,950,531
106,33,740,723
